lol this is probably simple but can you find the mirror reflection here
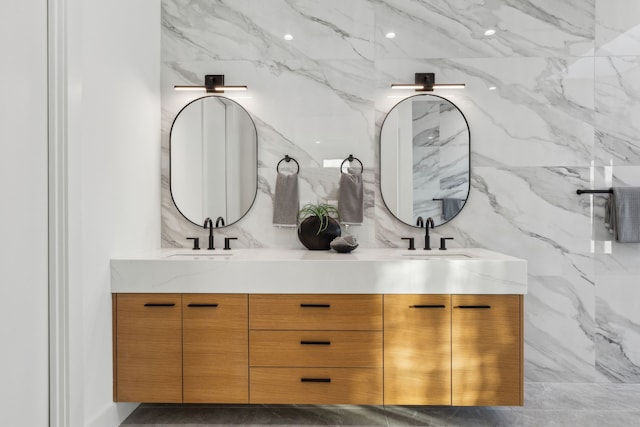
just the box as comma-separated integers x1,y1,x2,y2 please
380,94,470,227
170,96,257,227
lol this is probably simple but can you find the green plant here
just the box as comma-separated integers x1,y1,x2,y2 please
297,203,341,235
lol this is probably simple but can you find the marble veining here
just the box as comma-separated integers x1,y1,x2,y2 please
160,0,640,385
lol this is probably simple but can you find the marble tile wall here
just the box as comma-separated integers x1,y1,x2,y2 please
160,0,640,383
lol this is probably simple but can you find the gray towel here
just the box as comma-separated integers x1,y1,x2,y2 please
442,198,464,221
612,187,640,242
338,170,363,224
605,195,614,234
272,172,299,227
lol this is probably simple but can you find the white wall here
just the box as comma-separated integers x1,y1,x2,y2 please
66,0,161,425
0,2,49,426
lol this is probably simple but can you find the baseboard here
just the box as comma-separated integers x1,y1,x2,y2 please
87,402,140,427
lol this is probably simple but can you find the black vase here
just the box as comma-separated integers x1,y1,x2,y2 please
297,216,341,250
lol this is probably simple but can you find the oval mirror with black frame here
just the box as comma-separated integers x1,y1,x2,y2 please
380,94,470,227
170,95,258,227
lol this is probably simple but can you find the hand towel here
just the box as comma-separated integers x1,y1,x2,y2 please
604,195,614,234
612,187,640,242
442,198,464,221
272,172,299,227
338,169,363,224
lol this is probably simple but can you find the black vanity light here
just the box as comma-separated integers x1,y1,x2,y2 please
391,73,465,91
174,74,247,93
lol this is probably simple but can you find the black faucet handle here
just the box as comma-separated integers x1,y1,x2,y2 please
402,237,416,250
186,237,200,250
439,237,454,250
224,237,237,250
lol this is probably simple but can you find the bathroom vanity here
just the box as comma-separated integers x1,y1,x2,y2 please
111,248,526,406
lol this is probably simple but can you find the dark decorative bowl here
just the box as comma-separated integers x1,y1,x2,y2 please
297,216,341,250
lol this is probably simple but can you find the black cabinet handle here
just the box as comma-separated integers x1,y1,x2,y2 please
456,305,491,309
410,304,446,308
300,304,331,308
300,378,331,383
144,303,175,307
187,303,219,308
300,341,331,345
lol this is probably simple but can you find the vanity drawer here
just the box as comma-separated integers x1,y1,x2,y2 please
249,367,382,404
249,330,382,367
249,294,382,330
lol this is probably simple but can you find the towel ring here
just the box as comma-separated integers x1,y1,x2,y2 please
340,154,363,174
276,155,300,174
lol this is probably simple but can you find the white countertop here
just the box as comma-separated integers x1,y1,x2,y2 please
111,248,527,294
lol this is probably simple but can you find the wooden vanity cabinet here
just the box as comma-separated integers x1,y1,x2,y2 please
113,293,182,403
383,294,452,405
451,294,523,406
113,292,522,406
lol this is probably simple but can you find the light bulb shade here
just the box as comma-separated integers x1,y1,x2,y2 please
391,84,425,90
432,84,466,89
174,85,207,91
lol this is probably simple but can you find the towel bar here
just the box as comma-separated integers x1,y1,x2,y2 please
340,154,364,174
276,155,300,174
576,189,612,195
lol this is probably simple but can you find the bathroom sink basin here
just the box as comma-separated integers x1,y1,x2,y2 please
400,252,473,260
166,252,233,259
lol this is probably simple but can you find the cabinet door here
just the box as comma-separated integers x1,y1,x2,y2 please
114,293,182,403
452,294,522,406
183,294,248,403
384,294,451,405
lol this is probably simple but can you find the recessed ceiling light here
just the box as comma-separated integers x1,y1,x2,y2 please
315,140,321,144
284,34,293,41
484,29,496,36
488,86,497,90
385,32,396,39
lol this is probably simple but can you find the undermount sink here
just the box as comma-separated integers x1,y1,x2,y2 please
400,252,473,259
166,252,233,258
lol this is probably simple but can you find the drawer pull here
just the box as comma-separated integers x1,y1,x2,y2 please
143,303,175,307
300,304,331,308
300,340,331,345
410,304,446,309
456,305,491,309
187,303,219,308
300,377,331,383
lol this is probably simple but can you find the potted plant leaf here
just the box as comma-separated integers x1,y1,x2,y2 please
297,203,342,250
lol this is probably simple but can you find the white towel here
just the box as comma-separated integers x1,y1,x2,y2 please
272,172,299,227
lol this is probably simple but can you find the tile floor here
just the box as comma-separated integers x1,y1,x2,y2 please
121,383,640,426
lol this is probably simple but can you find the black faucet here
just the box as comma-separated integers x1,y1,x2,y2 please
215,216,225,228
416,216,424,228
424,217,435,250
203,217,215,250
